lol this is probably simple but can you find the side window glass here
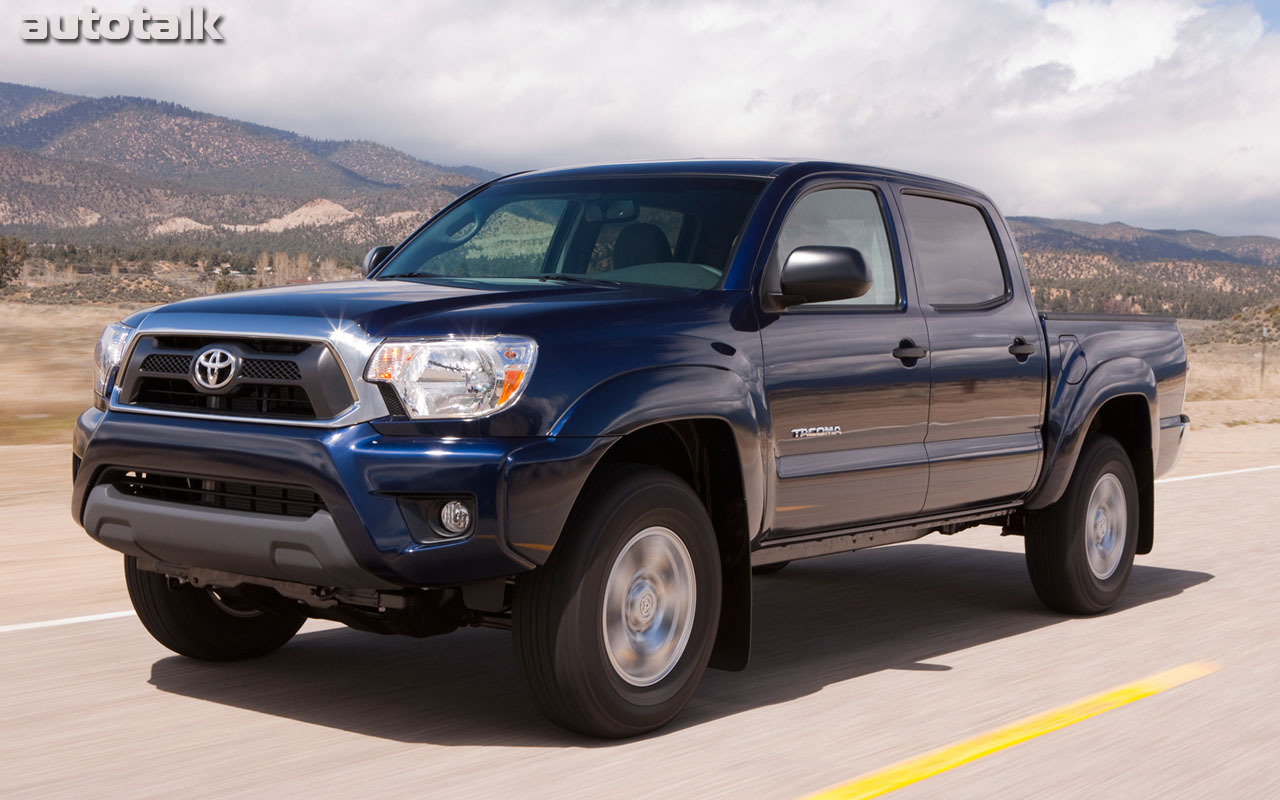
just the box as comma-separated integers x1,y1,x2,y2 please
901,194,1007,306
774,188,898,306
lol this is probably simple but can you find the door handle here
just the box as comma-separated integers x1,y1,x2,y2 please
892,340,927,364
1008,337,1036,361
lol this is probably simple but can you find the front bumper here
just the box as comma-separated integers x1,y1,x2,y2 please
72,408,611,589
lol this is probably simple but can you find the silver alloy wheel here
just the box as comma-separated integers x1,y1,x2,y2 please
1085,472,1128,580
602,525,697,687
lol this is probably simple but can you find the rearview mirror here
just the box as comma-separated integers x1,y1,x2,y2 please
362,245,394,277
584,199,639,223
775,245,871,307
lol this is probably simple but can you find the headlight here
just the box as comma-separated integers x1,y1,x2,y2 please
365,336,537,419
93,322,133,397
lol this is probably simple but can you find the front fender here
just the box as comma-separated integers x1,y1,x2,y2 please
1026,356,1158,510
549,364,767,539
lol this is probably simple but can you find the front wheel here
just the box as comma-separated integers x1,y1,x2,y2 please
1025,434,1139,614
512,465,721,738
124,556,306,660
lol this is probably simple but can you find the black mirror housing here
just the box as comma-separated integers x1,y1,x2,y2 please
775,245,872,307
362,245,395,277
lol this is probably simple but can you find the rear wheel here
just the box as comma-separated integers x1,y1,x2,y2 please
124,556,306,660
1025,434,1139,614
513,465,721,738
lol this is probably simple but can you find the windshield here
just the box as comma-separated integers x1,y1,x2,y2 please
375,176,767,290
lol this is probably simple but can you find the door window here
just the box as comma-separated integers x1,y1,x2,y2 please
773,188,898,306
901,194,1008,307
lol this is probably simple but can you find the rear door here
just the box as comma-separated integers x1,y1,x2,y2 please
896,189,1048,512
759,182,932,537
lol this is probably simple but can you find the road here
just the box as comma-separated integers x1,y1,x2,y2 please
3,425,1278,798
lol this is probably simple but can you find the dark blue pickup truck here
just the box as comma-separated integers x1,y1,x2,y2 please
74,159,1189,737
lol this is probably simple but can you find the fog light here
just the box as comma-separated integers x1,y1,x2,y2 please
440,500,472,535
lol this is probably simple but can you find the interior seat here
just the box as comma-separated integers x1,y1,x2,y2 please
613,223,673,268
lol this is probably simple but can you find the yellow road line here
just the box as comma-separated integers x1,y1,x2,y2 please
800,661,1220,800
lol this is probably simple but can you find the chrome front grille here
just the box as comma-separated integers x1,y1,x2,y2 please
117,335,355,422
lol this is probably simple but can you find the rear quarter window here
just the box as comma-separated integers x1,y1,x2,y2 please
901,194,1007,307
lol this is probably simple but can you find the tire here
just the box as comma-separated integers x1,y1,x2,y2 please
752,560,790,576
124,556,306,661
1025,434,1139,614
512,465,722,738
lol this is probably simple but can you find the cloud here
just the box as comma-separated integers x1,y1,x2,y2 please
2,0,1278,235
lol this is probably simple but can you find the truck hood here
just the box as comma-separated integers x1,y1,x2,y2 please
131,278,649,338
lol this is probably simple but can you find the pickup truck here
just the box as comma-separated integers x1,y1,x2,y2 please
73,159,1189,737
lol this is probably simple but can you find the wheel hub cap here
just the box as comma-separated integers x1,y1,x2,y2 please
602,526,696,687
626,581,658,632
1085,473,1127,580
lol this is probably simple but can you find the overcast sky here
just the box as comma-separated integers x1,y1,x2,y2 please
4,0,1280,235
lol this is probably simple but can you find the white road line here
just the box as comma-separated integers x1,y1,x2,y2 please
1156,464,1280,484
0,610,135,634
1,463,1275,635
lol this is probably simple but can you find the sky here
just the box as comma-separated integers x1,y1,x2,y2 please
3,0,1280,236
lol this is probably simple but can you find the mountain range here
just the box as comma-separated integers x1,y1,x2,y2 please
0,82,496,253
0,81,1277,318
1008,217,1280,269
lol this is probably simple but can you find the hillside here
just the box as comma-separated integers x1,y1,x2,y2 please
1012,218,1280,318
0,83,491,196
0,82,488,262
1010,217,1280,267
1024,250,1280,319
0,147,296,228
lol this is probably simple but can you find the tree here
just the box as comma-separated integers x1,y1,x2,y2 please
0,236,29,289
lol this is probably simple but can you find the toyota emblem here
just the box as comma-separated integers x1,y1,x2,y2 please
192,347,237,390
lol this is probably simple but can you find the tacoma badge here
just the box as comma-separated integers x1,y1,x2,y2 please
791,425,841,439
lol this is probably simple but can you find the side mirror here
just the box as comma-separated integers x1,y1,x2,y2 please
775,245,871,307
361,245,394,277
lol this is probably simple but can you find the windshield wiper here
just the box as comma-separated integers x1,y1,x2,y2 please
513,273,621,286
381,271,446,280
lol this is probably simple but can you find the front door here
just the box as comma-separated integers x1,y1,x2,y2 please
760,183,932,537
896,189,1048,512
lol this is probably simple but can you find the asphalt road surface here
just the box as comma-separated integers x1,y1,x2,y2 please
3,425,1278,799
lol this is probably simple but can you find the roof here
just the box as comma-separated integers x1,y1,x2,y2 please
498,158,986,197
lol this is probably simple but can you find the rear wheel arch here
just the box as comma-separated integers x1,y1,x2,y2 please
1087,395,1155,555
1030,366,1158,554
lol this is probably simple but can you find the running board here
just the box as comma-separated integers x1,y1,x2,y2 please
751,504,1019,566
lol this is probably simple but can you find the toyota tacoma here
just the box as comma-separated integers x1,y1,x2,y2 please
73,159,1189,737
